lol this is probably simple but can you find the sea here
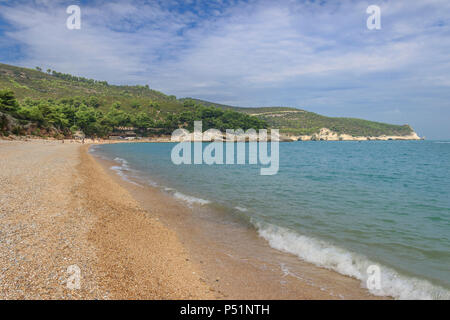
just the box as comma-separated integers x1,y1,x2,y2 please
91,140,450,299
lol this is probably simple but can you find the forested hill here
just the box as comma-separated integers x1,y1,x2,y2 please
180,98,415,137
1,63,415,139
0,63,182,114
0,63,266,138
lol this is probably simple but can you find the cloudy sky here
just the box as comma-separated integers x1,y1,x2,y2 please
0,0,449,138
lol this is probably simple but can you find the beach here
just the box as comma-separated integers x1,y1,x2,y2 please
0,139,382,299
0,139,211,299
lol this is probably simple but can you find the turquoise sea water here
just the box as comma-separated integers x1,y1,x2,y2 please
92,141,450,299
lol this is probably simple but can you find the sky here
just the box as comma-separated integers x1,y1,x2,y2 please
0,0,449,139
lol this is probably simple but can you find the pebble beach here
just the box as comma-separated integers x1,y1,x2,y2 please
0,139,212,299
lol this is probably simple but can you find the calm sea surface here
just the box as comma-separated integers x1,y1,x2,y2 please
92,140,450,299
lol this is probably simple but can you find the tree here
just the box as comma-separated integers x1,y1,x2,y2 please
133,112,153,130
74,105,100,136
0,90,19,113
87,96,101,109
17,105,44,124
183,99,196,108
130,100,141,109
105,107,130,128
47,105,69,130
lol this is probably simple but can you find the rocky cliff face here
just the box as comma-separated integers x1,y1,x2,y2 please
169,127,422,142
0,111,64,138
284,128,422,142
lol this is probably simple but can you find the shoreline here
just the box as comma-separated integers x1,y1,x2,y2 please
1,130,424,145
78,144,215,299
91,143,384,299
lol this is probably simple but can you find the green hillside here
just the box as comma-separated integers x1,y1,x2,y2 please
181,98,414,137
0,63,182,114
0,63,266,138
180,98,297,114
1,63,414,138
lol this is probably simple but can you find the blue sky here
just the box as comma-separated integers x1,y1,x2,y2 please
0,0,449,139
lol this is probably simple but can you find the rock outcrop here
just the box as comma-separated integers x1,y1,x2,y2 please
283,128,422,142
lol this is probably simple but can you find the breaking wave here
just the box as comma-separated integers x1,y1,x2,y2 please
255,222,450,300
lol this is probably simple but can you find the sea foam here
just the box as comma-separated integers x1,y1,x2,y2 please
110,157,142,186
255,222,450,300
173,191,211,206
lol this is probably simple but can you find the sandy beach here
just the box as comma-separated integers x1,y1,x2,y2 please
0,139,212,299
0,139,381,299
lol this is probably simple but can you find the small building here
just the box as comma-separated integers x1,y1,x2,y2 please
116,126,136,131
123,131,137,138
108,134,123,140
